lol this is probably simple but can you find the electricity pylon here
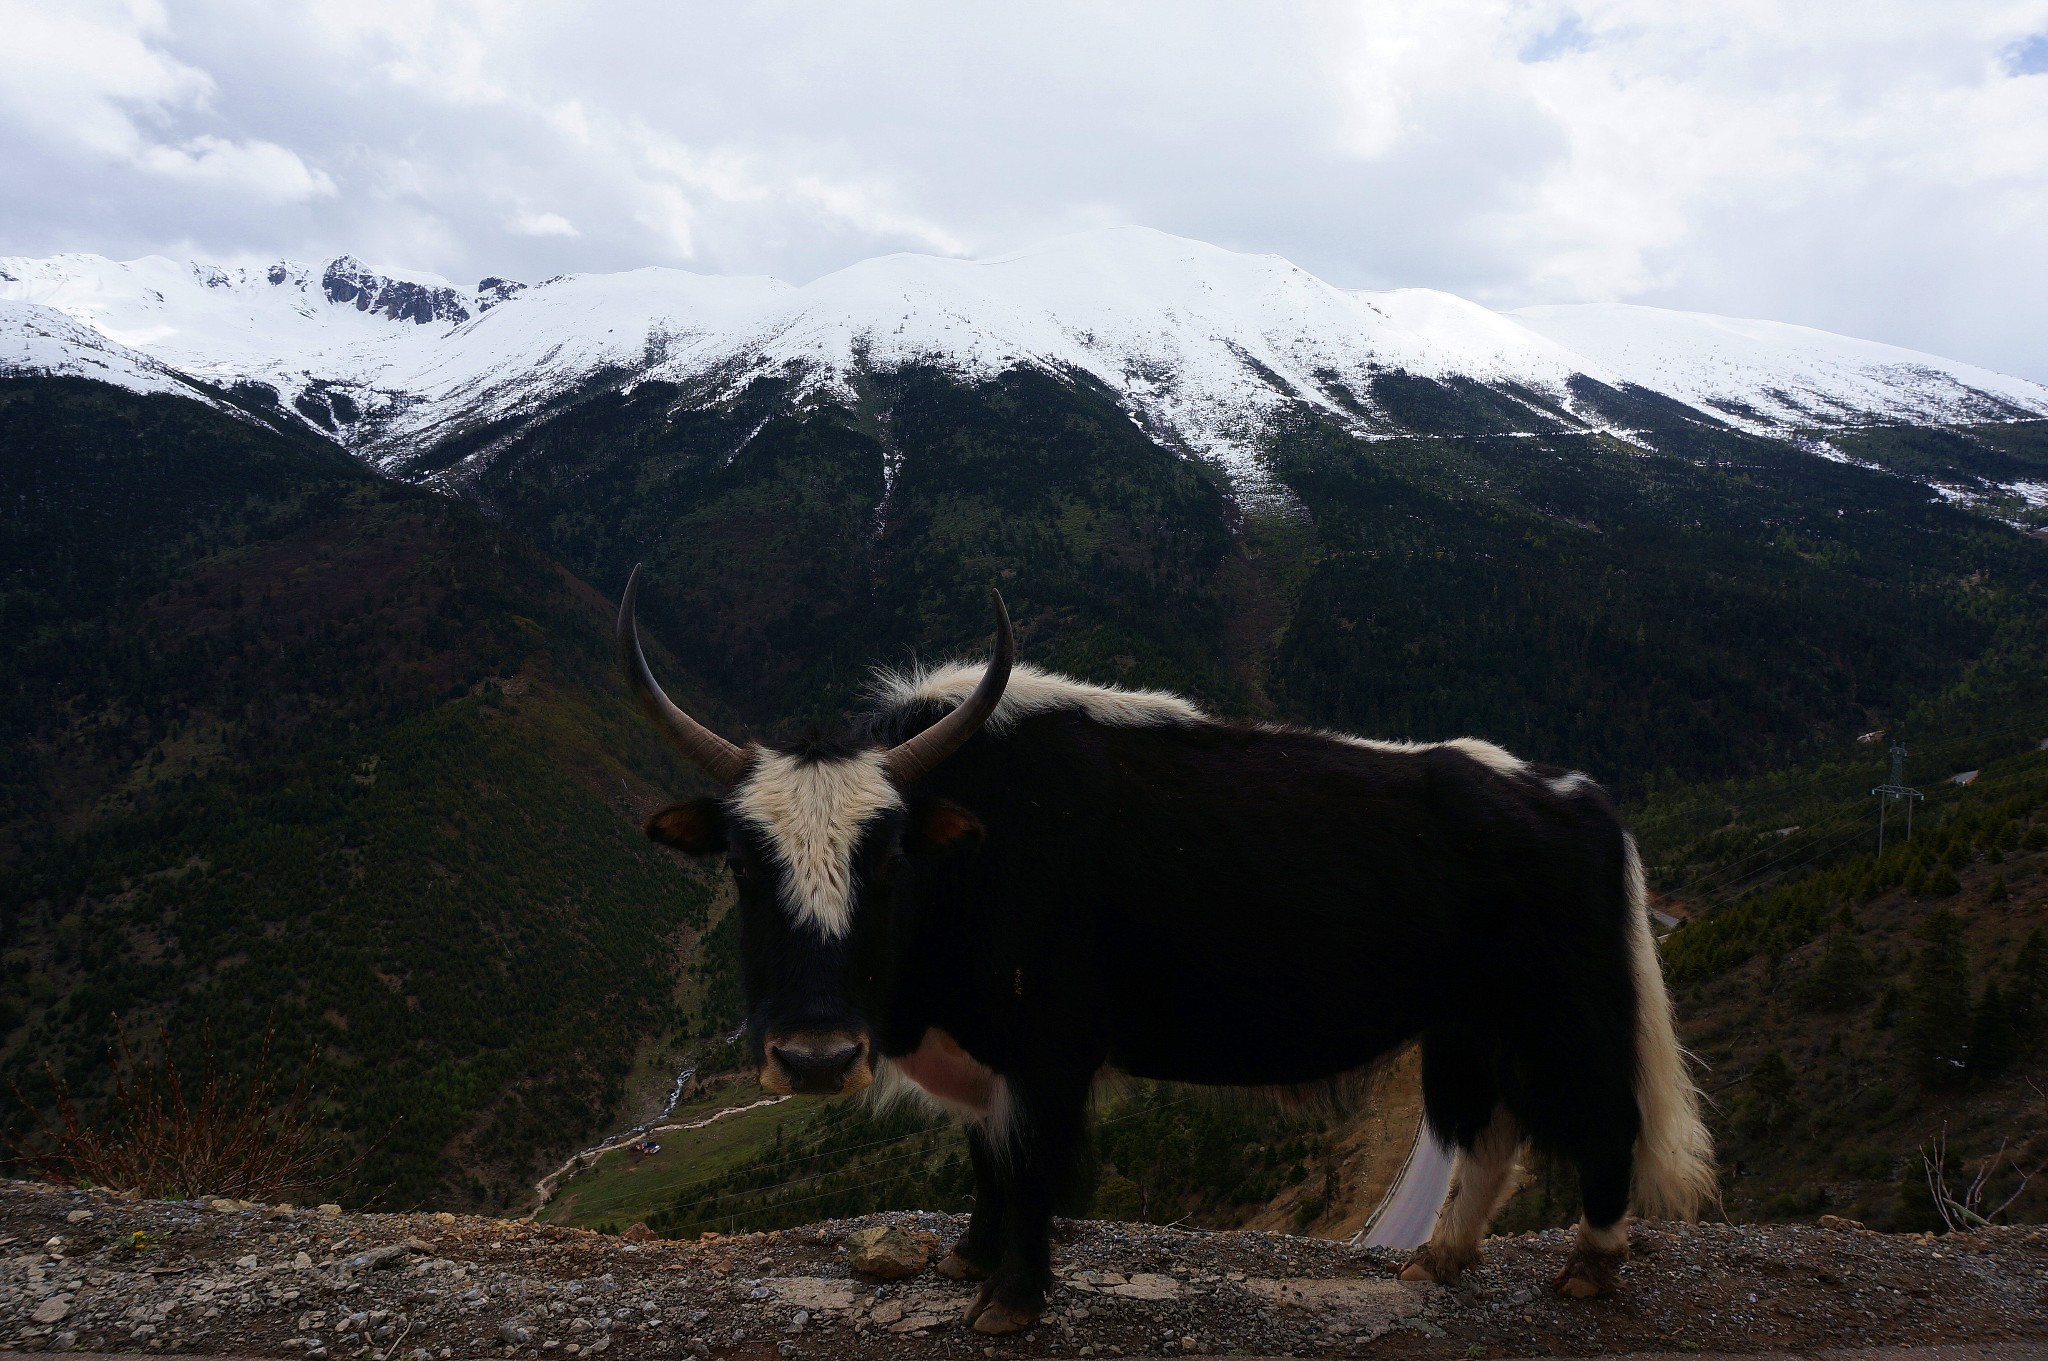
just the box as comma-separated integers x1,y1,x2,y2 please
1872,741,1922,854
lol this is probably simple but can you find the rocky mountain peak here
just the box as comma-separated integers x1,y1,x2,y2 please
321,256,472,327
477,277,527,312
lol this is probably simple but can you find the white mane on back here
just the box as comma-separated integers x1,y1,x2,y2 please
874,660,1207,732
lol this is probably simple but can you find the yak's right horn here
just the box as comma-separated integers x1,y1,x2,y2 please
617,565,750,786
883,589,1014,785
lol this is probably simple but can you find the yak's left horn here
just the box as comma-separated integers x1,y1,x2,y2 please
617,564,750,786
883,589,1014,784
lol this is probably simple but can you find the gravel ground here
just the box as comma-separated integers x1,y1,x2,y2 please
3,1180,2044,1359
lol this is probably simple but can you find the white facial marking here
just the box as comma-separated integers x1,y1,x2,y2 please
876,659,1205,730
732,748,902,939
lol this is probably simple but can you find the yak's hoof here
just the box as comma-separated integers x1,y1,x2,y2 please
971,1302,1040,1335
962,1281,1042,1334
1398,1241,1474,1285
934,1249,989,1282
1553,1249,1625,1299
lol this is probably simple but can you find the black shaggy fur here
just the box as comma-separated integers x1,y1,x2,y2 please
789,699,1652,1316
638,670,1690,1323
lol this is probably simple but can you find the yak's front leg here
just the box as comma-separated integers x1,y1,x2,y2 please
935,1122,1006,1282
961,1074,1089,1335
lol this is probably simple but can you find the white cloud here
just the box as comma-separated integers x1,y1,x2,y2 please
0,0,334,205
511,210,579,238
0,0,211,155
1,0,2045,379
135,134,336,201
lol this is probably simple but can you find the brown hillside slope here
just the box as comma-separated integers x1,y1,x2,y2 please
1234,1048,1427,1241
1677,841,2048,1230
4,1180,2043,1359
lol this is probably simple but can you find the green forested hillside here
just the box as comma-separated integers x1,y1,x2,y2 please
1266,412,2048,789
1624,734,2048,1230
0,379,728,1209
456,367,2048,793
455,366,1245,730
7,366,2048,1232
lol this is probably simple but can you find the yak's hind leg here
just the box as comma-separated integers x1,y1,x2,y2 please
1400,1105,1522,1284
1555,1132,1633,1298
1520,995,1641,1297
1401,1029,1519,1285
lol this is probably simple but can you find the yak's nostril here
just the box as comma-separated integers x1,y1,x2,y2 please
772,1043,863,1093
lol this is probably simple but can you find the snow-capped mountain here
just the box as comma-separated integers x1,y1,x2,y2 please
1507,303,2046,432
4,227,2045,484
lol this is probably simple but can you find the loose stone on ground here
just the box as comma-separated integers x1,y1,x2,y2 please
1,1179,2044,1359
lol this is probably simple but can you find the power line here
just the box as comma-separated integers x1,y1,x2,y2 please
1687,817,1877,912
1678,807,1872,906
1673,804,1866,902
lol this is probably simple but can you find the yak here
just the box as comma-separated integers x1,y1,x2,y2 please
617,568,1714,1335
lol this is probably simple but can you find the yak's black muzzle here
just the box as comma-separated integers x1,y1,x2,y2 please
769,1039,868,1095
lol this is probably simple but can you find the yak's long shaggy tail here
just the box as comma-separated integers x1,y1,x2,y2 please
1623,834,1719,1220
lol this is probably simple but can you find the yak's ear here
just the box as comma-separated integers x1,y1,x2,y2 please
903,798,985,854
645,799,727,855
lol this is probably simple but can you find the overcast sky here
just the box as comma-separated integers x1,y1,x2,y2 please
4,1,2047,380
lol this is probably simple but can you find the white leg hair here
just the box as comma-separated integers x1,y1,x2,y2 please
1555,1209,1633,1298
1425,1106,1524,1271
1575,1218,1628,1256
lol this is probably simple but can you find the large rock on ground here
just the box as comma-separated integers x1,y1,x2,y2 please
842,1224,930,1279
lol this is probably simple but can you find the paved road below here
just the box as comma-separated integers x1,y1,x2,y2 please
1361,1131,1454,1250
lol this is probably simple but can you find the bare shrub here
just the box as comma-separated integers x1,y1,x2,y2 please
1920,1091,2047,1232
5,1017,349,1203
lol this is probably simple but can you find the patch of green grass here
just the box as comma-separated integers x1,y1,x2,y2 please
543,1082,817,1231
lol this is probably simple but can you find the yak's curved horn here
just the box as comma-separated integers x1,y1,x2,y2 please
617,564,750,786
884,589,1014,785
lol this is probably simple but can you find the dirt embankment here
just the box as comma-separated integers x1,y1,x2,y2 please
1236,1048,1427,1241
3,1179,2044,1360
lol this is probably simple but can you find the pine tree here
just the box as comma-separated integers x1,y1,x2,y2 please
1796,925,1873,1011
2010,929,2048,1038
1749,1049,1798,1130
1873,982,1904,1030
1968,980,2016,1075
1907,909,1972,1085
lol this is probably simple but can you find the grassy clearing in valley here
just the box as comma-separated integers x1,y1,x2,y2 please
540,1082,811,1231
